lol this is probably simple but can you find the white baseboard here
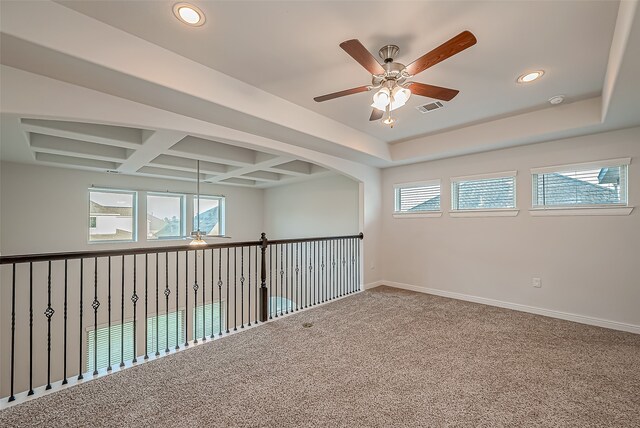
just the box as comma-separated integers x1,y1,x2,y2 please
364,280,385,290
371,280,640,335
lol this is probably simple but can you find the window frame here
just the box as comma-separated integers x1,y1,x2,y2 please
146,192,187,241
88,188,138,243
393,180,442,218
450,170,518,216
192,195,226,237
530,158,630,213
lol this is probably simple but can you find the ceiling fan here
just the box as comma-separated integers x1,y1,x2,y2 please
314,31,477,127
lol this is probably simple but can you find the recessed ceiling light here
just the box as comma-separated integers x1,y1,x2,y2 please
549,95,565,105
173,3,205,26
517,70,544,83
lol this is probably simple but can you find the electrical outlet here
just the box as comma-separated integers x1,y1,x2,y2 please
532,277,542,288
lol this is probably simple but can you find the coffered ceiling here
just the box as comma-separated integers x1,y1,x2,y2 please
1,1,639,182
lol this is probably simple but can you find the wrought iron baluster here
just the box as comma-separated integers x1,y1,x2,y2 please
248,246,251,326
233,247,237,331
226,248,230,334
144,254,149,360
92,257,100,374
356,237,361,292
280,244,284,316
184,251,189,347
45,261,54,389
175,251,180,350
270,245,273,319
285,244,289,314
107,257,112,371
254,244,259,324
120,255,125,367
28,262,34,394
218,249,223,336
295,243,299,311
63,260,68,384
79,259,84,380
165,252,170,353
211,248,215,338
322,241,326,302
156,253,160,356
9,264,16,401
193,250,199,344
333,240,337,299
201,249,206,341
241,246,245,328
132,255,138,363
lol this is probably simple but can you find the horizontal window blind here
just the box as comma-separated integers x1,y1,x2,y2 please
87,310,184,373
532,164,628,207
452,176,515,210
394,182,441,212
192,302,224,339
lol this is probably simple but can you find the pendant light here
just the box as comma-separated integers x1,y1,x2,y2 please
190,159,207,246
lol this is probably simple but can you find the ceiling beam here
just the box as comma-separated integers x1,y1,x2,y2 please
119,130,187,173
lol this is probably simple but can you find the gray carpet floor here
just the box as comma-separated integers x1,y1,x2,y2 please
1,286,639,427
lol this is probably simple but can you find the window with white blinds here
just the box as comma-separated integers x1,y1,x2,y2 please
532,159,629,208
451,172,516,210
394,181,441,213
87,310,184,373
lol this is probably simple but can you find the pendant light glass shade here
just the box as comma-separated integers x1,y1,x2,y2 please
371,87,391,111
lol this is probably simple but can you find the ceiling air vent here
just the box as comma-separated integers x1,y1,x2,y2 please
416,101,444,113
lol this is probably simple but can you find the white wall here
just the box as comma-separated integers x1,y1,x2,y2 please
263,174,360,239
381,126,640,330
0,162,264,255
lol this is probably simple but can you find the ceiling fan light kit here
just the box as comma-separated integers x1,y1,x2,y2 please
314,31,477,128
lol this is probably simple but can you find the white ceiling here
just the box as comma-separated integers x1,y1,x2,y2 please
55,0,619,142
0,0,639,182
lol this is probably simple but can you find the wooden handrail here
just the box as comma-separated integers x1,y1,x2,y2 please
0,233,364,265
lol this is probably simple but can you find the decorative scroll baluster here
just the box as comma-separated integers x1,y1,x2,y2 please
295,243,300,311
165,252,170,353
156,253,160,356
92,257,100,374
280,244,284,316
144,254,149,359
107,257,112,371
255,244,259,324
175,251,180,350
241,247,245,328
132,256,138,363
78,259,84,380
201,249,206,341
218,249,223,336
193,250,199,345
45,261,54,389
234,247,238,331
9,264,16,401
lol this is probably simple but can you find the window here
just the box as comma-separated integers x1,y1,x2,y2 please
451,171,516,210
147,193,185,239
394,181,441,213
89,189,137,242
532,159,629,208
193,196,224,236
86,310,184,373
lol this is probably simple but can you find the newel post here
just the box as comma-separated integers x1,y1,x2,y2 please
259,233,269,322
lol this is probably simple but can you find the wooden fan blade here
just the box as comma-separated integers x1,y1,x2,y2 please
408,82,459,101
369,109,384,121
339,39,386,75
405,31,477,76
314,86,370,102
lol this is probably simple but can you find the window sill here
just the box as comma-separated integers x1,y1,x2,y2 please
529,207,634,217
450,209,519,218
393,211,443,218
